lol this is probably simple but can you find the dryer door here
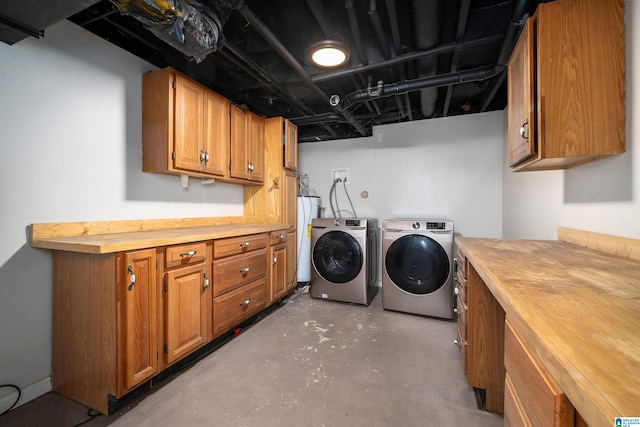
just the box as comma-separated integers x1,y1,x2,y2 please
385,235,449,294
312,231,363,283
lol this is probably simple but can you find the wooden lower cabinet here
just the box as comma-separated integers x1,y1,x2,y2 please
467,262,505,413
162,242,211,365
51,230,287,414
504,317,576,426
119,249,158,392
52,250,158,414
212,233,269,339
286,231,297,291
270,230,288,303
454,249,468,375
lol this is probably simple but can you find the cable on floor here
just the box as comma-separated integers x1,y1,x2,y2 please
71,408,102,427
0,384,21,416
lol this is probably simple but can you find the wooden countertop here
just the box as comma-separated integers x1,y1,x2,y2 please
456,236,640,427
30,223,288,254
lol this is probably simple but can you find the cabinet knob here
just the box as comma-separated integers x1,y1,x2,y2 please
240,299,251,307
240,267,250,274
240,242,250,248
200,150,206,162
273,256,277,265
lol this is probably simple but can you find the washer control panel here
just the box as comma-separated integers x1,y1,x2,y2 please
426,221,447,230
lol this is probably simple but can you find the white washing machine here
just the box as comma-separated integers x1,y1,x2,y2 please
310,218,378,305
382,218,454,319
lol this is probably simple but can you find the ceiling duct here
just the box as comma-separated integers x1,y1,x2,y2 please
413,0,441,118
110,0,232,63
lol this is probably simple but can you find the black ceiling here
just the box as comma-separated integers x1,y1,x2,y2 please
6,0,544,142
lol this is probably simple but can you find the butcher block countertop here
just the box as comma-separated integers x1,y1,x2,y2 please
29,218,288,254
456,231,640,427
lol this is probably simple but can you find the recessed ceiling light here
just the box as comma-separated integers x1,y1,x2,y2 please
309,40,350,68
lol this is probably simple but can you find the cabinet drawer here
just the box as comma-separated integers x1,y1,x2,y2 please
455,271,466,304
165,242,207,269
504,318,574,426
212,248,267,297
270,230,288,245
212,278,268,337
455,248,467,280
213,233,267,258
504,372,532,427
456,294,467,342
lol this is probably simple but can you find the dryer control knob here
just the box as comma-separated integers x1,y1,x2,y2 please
412,222,420,229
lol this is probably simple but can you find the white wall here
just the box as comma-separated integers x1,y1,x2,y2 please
299,111,504,239
0,21,244,410
502,0,640,240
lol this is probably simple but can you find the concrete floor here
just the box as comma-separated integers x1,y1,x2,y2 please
1,288,503,426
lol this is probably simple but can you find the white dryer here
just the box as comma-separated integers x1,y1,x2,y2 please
382,219,454,319
310,218,378,305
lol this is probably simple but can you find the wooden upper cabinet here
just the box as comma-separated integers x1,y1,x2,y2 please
284,119,298,171
507,19,535,167
142,67,230,179
230,105,264,184
507,0,625,171
202,89,230,177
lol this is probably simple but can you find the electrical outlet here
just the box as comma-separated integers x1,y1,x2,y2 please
331,168,350,183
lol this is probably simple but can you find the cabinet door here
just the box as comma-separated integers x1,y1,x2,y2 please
174,74,204,173
286,231,297,292
202,90,230,177
284,119,298,171
270,244,287,302
507,18,536,167
120,249,158,391
230,104,249,180
283,169,297,229
164,263,209,364
248,112,265,182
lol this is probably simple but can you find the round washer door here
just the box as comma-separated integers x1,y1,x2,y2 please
385,234,450,294
313,230,363,283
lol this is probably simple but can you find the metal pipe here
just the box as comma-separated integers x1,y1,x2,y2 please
0,14,43,39
222,43,312,115
496,0,531,68
342,66,497,106
443,0,471,117
345,0,368,65
311,35,502,83
385,0,401,54
368,0,390,60
238,5,369,136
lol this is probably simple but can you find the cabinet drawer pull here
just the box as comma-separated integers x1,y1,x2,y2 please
203,273,209,290
519,119,529,140
240,242,251,248
179,250,197,257
454,338,461,349
240,299,251,307
240,267,250,274
127,265,136,291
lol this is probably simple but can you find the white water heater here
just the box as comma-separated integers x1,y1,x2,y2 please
296,196,321,283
